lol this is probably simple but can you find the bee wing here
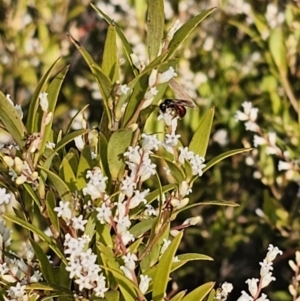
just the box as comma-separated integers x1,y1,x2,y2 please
169,78,198,110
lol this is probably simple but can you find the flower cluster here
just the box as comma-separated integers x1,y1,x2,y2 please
236,101,299,174
237,244,282,301
64,234,108,297
288,250,300,301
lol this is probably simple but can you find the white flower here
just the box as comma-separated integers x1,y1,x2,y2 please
139,274,151,294
256,293,269,301
122,252,137,270
96,202,112,224
6,282,27,299
190,154,206,177
121,176,136,197
166,19,181,42
246,278,259,297
141,134,161,151
148,69,158,86
183,216,202,226
265,244,283,262
138,159,156,182
245,121,260,132
124,146,141,165
259,259,273,277
54,201,72,220
83,168,108,200
278,160,293,171
165,133,181,146
221,282,233,297
157,67,177,83
178,147,194,164
144,204,157,216
144,87,158,99
120,265,134,280
237,291,253,301
163,166,171,175
0,188,11,205
129,189,149,209
71,215,87,231
253,135,266,147
74,136,85,151
179,181,192,196
46,142,56,149
160,239,171,256
261,272,275,288
39,92,49,112
116,84,130,96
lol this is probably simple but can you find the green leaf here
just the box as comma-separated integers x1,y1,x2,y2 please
67,33,113,128
46,191,60,235
152,231,183,301
189,107,214,157
0,91,24,147
102,24,119,82
39,166,72,202
174,200,239,216
105,291,120,301
147,0,164,61
3,214,67,265
269,27,287,75
107,129,133,180
23,183,41,207
177,253,213,261
90,3,138,76
76,145,93,190
60,154,77,192
27,57,61,133
37,66,69,160
166,8,216,60
181,282,215,301
98,132,110,177
101,266,140,301
30,239,55,284
164,158,185,183
203,148,252,173
170,291,187,301
130,219,155,238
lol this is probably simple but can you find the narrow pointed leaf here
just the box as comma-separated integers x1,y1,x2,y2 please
37,66,69,159
27,57,61,133
3,214,66,264
102,24,119,82
166,8,216,60
152,231,183,301
147,0,164,61
170,291,187,301
182,282,215,301
90,3,138,76
0,91,24,147
67,33,113,127
189,107,214,157
107,129,132,180
269,27,287,75
203,148,252,172
39,166,72,202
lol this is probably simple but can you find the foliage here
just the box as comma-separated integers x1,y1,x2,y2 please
0,0,300,300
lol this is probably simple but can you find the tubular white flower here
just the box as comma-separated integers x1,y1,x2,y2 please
246,278,259,297
141,134,161,151
157,67,177,83
256,293,269,301
129,189,149,209
148,69,158,86
237,291,254,301
265,244,283,262
116,84,130,96
0,188,11,205
253,135,266,147
74,136,85,151
261,272,275,288
278,160,292,171
39,92,49,112
122,252,137,270
54,201,72,220
96,202,112,224
139,274,151,294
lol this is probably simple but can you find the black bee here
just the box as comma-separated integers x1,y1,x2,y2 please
159,99,196,119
